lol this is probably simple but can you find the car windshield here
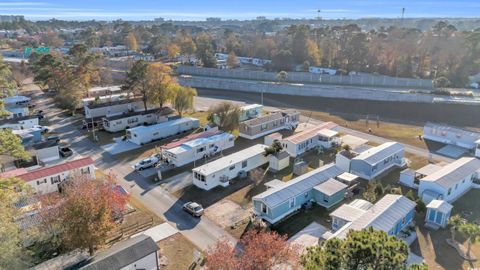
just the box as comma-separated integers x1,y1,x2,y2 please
193,206,202,211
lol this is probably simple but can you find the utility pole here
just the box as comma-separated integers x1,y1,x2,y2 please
401,8,405,28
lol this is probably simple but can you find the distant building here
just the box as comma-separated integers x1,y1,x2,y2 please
0,15,24,23
206,17,221,22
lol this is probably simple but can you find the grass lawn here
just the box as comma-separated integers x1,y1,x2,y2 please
300,110,427,149
185,110,210,126
157,234,201,270
272,204,331,238
411,189,480,270
405,152,430,170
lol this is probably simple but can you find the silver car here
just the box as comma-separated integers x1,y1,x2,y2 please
182,202,204,217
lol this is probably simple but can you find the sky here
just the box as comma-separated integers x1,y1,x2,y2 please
0,0,479,21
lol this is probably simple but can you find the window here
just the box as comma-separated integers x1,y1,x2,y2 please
242,160,248,168
197,147,206,153
289,198,294,208
81,167,90,175
372,165,378,172
323,196,329,203
304,192,308,199
261,203,267,214
447,188,452,196
51,175,61,184
229,165,235,171
229,137,234,142
462,179,465,183
455,184,458,190
402,217,406,224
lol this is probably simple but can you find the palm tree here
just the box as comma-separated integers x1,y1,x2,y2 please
448,215,466,243
342,144,352,152
459,223,480,258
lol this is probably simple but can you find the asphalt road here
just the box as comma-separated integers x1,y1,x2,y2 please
27,84,237,251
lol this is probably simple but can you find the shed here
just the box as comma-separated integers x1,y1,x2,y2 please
336,172,359,186
426,200,453,229
269,151,290,172
313,178,348,209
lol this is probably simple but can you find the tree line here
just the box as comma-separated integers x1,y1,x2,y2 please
28,45,197,116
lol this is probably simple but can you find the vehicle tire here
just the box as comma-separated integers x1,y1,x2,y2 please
139,167,144,171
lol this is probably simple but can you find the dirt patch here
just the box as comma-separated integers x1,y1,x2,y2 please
205,199,250,229
157,234,201,270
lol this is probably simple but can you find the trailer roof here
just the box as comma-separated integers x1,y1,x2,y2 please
192,144,268,176
127,117,198,133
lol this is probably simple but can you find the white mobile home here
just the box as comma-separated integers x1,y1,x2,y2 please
0,116,39,130
192,144,269,190
423,122,480,150
163,132,235,167
475,139,480,158
12,157,95,195
84,98,144,119
281,122,339,157
126,117,199,145
87,85,124,98
102,107,173,133
418,157,480,203
239,110,300,140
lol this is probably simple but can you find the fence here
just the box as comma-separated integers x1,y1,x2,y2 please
176,65,434,89
178,76,436,104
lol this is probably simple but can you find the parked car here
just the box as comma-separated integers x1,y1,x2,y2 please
46,135,60,142
33,125,49,133
182,202,204,217
59,147,73,157
134,155,159,171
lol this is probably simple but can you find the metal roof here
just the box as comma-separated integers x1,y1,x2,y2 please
427,200,453,213
332,195,416,239
128,117,198,133
420,157,480,189
313,178,348,196
416,164,443,176
103,107,173,121
192,144,268,176
317,129,338,138
330,204,368,222
283,122,338,144
424,122,480,141
264,179,287,189
241,112,283,127
183,132,233,148
253,163,344,208
85,97,143,109
79,234,158,270
17,157,94,182
337,172,359,183
352,142,404,165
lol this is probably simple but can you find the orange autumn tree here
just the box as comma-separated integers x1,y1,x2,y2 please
39,173,128,256
205,230,299,270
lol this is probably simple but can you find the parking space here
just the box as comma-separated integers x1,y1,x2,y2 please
204,199,250,229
